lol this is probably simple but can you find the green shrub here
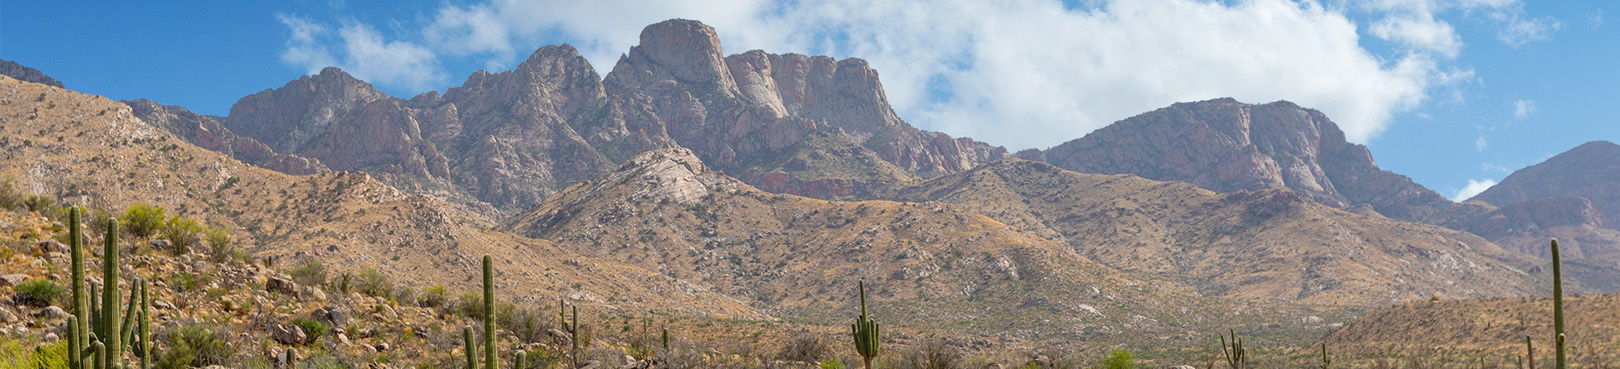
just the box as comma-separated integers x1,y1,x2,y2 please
289,259,327,287
20,194,52,214
457,292,482,318
0,176,21,211
121,203,167,238
14,279,66,307
161,216,201,254
353,268,392,298
1102,349,1134,369
0,334,68,369
157,324,233,369
291,317,328,344
204,224,233,263
419,285,448,308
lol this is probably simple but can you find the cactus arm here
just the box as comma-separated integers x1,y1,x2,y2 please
70,208,90,369
101,219,121,365
119,278,139,356
93,341,105,369
68,316,81,369
516,350,526,369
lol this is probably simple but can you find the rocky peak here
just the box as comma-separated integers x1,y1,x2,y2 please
602,147,732,205
125,98,329,175
0,59,64,89
224,67,390,154
634,19,737,92
1472,140,1620,226
1040,98,1473,226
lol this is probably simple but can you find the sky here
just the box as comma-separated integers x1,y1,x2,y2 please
2,0,1614,202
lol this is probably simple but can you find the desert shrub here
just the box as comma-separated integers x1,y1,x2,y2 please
419,285,448,308
778,331,832,363
14,280,67,307
161,216,201,254
894,338,961,369
0,176,21,211
0,336,68,369
500,306,550,343
393,285,417,306
86,207,114,239
300,351,347,369
291,317,328,344
457,292,483,318
289,259,327,287
121,203,166,238
353,268,392,298
157,324,233,369
174,272,209,293
203,224,233,263
1101,349,1133,369
821,357,847,369
21,194,52,214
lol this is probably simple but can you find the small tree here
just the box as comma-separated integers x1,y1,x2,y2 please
1102,349,1134,369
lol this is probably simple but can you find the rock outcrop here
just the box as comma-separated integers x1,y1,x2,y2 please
1471,141,1620,225
125,99,329,175
1039,98,1483,226
0,59,63,89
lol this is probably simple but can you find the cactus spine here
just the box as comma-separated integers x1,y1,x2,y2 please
1220,329,1246,369
851,281,880,369
1550,239,1565,369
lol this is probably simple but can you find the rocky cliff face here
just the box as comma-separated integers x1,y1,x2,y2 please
0,59,63,89
1472,141,1620,226
125,99,328,175
1040,98,1482,226
198,19,997,212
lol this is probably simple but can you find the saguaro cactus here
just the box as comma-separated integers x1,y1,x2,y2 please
64,209,146,369
1220,329,1246,369
1525,336,1535,369
560,299,581,369
851,281,880,369
464,326,478,369
1550,239,1566,369
483,255,496,369
1319,342,1331,369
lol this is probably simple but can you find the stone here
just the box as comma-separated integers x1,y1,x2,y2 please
36,306,67,319
336,333,352,346
0,308,17,323
0,274,28,287
374,342,389,352
266,277,299,297
42,333,58,342
1169,366,1197,369
578,360,601,369
150,239,172,250
272,323,307,345
36,240,69,254
153,300,175,310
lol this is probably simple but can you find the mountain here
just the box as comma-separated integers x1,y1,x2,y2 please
1471,141,1620,227
125,98,329,175
884,159,1542,306
0,59,64,88
160,19,1000,216
0,75,763,318
1038,98,1483,227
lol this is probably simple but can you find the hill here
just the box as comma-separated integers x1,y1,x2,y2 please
884,159,1544,306
1324,294,1620,365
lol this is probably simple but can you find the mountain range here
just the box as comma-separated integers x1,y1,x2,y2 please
1,17,1615,357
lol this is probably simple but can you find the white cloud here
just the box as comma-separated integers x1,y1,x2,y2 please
276,15,445,92
276,0,1548,149
1512,99,1535,118
1475,135,1488,151
1452,178,1497,202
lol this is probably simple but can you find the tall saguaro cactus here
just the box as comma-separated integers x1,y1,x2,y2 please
1220,329,1246,369
1550,239,1566,369
63,208,150,369
851,281,881,369
560,299,581,369
483,255,497,369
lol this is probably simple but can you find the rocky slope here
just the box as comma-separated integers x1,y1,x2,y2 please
0,75,761,319
1322,295,1620,364
1038,98,1484,228
0,59,63,89
1471,141,1620,227
885,159,1543,306
125,98,329,175
498,148,1340,346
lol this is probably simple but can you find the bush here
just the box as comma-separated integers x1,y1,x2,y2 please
157,324,233,369
353,268,392,299
0,336,68,369
419,285,448,308
291,317,328,344
161,216,201,254
0,176,21,211
21,194,53,214
778,331,832,363
501,305,549,344
204,224,233,263
895,339,961,369
13,280,66,307
1101,349,1133,369
289,259,327,287
457,292,482,318
393,285,417,306
121,203,167,238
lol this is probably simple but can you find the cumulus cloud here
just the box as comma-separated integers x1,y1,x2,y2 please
274,0,1550,149
1452,178,1497,202
276,15,445,92
1513,99,1535,118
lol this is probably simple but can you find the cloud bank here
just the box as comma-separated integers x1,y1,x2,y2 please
1452,178,1497,202
276,0,1556,150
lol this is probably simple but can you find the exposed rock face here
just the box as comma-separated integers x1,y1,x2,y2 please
1456,197,1620,261
125,99,328,175
1040,98,1481,226
0,59,64,89
1472,141,1620,226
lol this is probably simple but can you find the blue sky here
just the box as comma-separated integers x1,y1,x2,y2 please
2,0,1614,201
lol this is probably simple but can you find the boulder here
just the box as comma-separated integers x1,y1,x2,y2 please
266,277,299,297
0,274,28,288
272,323,307,345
